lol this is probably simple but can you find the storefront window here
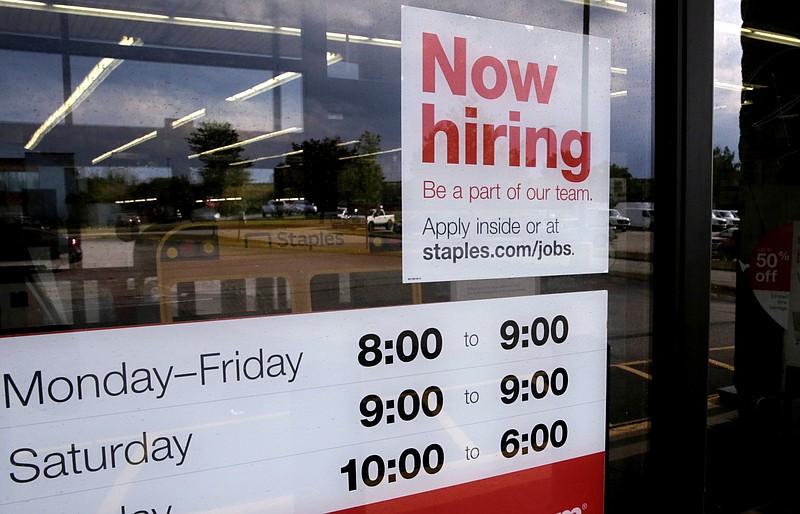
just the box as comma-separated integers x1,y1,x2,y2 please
707,1,800,511
1,1,661,511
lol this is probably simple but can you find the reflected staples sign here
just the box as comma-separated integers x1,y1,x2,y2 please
0,292,607,513
401,7,611,283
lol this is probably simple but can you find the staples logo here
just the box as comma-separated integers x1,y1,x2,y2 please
557,507,584,514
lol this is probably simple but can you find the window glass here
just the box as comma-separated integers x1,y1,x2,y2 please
707,0,800,511
0,1,655,511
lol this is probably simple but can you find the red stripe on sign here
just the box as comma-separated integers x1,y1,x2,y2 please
331,451,605,514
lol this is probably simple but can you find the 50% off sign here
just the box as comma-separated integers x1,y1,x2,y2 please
749,222,794,328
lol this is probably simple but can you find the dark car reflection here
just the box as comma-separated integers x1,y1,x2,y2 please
0,216,82,263
712,226,738,260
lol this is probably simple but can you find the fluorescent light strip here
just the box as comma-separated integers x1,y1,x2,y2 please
0,0,46,6
196,197,242,203
172,108,206,129
326,32,401,48
115,197,157,204
714,80,754,92
25,36,141,150
52,3,168,21
743,28,800,47
0,1,299,34
230,149,303,166
226,72,301,102
559,0,628,13
237,139,383,167
339,148,401,161
0,2,412,49
173,16,282,33
188,126,302,159
610,90,628,98
610,67,628,75
92,130,158,164
226,53,341,103
715,21,742,36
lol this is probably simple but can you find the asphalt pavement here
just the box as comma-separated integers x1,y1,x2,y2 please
609,229,736,294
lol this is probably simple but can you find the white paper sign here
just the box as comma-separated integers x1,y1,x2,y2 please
1,292,607,513
402,7,610,283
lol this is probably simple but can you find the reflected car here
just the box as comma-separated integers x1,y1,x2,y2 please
261,200,286,217
114,212,142,227
285,200,318,215
191,207,221,222
712,226,738,259
609,209,631,231
0,216,82,263
713,209,740,226
711,211,729,232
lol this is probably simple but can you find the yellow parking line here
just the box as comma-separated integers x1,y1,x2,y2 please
708,358,735,371
613,363,652,381
609,419,650,438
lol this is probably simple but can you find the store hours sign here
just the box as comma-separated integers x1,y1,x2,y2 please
401,6,611,283
1,292,606,513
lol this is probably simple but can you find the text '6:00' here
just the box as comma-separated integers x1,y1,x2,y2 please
501,421,568,458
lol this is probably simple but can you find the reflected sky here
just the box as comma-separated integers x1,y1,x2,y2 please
0,0,746,182
714,0,744,157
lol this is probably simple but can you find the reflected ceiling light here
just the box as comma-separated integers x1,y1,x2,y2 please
0,2,299,35
339,148,401,161
225,72,301,102
0,0,46,7
715,21,741,36
236,139,366,167
196,197,242,203
559,0,627,13
1,2,413,48
742,28,800,47
230,149,302,166
188,127,303,159
92,130,157,164
226,53,342,103
115,197,157,204
172,108,207,129
610,90,628,98
25,36,142,151
173,16,286,34
610,67,628,75
714,80,755,92
326,32,401,48
52,3,168,21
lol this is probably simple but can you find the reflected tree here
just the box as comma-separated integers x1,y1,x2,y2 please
339,132,384,208
186,121,251,200
611,163,653,203
275,131,385,214
130,176,194,222
713,145,741,209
